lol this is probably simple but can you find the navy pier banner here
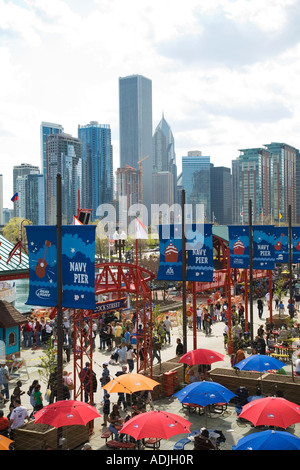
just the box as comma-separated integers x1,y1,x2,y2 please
26,225,96,310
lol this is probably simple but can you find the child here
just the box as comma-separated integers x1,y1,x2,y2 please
102,393,110,427
11,380,25,405
33,384,43,412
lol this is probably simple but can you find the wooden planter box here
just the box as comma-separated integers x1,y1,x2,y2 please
13,421,89,450
210,368,300,405
147,362,184,399
210,367,264,396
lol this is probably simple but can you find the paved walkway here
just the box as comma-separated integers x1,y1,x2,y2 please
2,295,300,451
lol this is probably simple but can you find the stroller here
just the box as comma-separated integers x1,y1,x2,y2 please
109,348,119,365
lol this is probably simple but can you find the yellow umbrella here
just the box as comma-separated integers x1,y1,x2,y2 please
102,373,159,394
0,435,14,451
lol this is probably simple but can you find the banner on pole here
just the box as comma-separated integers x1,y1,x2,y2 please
274,227,289,263
252,225,275,270
26,225,96,309
186,223,213,282
228,225,249,268
26,226,58,307
61,225,96,310
157,224,182,281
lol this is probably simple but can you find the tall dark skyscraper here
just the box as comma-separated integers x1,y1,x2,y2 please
119,75,153,220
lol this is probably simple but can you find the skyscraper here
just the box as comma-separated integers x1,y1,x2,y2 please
119,75,153,219
235,148,272,224
25,174,45,225
40,122,64,176
13,163,40,218
182,151,211,222
46,132,82,225
78,122,113,219
210,166,232,225
264,142,297,224
152,114,177,206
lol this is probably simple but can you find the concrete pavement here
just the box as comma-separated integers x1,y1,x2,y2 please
2,295,300,451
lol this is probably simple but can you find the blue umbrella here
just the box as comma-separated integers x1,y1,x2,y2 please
174,381,236,406
234,354,286,372
174,381,235,427
234,430,300,450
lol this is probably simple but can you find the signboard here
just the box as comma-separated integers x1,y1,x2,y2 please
228,225,249,268
157,224,183,281
252,225,275,270
186,224,213,282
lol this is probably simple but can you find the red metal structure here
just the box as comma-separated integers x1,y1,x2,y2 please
72,262,155,402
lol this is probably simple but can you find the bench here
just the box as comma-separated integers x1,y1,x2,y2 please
106,440,136,450
173,438,190,450
270,353,289,362
182,403,205,415
144,438,162,450
101,430,112,443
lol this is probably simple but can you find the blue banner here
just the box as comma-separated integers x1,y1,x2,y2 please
274,227,289,263
292,227,300,263
157,224,182,281
186,224,213,282
228,225,249,268
26,226,58,307
252,225,275,270
26,225,96,309
61,225,96,310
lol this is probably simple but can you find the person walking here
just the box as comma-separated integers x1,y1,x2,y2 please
163,316,172,344
126,345,136,373
257,298,264,319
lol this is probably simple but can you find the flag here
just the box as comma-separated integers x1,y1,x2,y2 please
73,215,83,225
279,213,282,219
240,211,244,217
135,218,148,239
259,212,263,217
11,193,18,202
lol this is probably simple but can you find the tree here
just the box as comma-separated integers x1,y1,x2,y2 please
3,217,30,245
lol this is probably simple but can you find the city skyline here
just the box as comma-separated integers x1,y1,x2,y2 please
2,1,300,208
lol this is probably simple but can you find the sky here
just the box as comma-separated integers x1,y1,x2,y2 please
1,0,300,209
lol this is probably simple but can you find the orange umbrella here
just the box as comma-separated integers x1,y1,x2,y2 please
102,373,159,394
0,435,14,451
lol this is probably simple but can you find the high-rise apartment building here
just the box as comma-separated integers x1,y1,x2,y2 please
25,174,45,225
78,122,113,220
119,75,153,219
182,151,211,222
40,122,64,176
46,133,82,225
264,142,297,224
236,148,272,224
13,163,40,218
232,143,299,225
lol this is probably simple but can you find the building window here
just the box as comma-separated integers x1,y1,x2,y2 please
8,331,17,347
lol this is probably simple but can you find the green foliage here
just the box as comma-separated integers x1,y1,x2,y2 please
38,339,57,386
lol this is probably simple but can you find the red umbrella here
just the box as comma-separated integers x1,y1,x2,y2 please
179,348,225,366
34,400,101,427
120,410,191,440
239,397,300,429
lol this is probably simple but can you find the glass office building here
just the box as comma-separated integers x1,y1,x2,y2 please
78,122,113,220
182,152,211,222
40,122,64,176
119,75,153,218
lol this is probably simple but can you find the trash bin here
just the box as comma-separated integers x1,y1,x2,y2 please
163,371,178,397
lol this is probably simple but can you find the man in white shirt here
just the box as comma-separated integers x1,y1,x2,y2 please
10,398,30,437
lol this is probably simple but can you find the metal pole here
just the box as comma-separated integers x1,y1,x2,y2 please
56,173,64,448
227,247,233,355
249,199,254,341
181,190,187,354
289,204,293,318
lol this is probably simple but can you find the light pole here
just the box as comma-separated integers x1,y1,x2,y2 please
113,230,127,261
